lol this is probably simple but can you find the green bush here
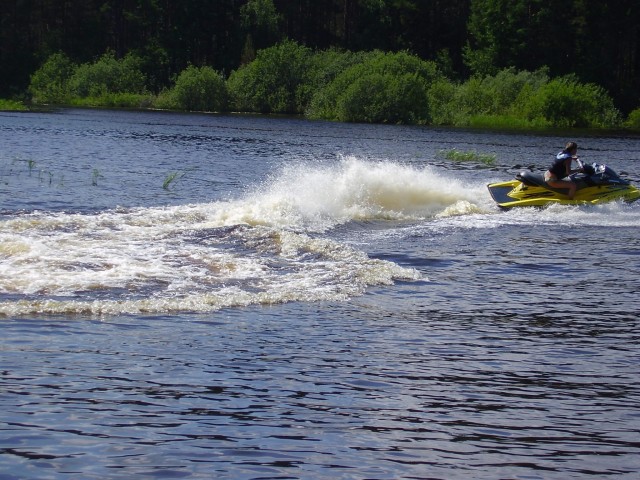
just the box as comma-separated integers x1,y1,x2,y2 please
153,88,178,110
427,79,458,126
305,50,378,120
68,93,155,109
425,68,620,129
165,65,227,111
0,99,28,111
518,76,621,128
28,45,625,130
440,68,549,127
67,52,147,98
483,68,549,114
227,39,311,113
29,52,76,103
335,72,429,124
624,108,640,130
307,51,440,124
450,76,494,120
296,48,369,112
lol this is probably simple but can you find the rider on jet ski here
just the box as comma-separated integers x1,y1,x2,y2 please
544,141,583,199
487,141,640,208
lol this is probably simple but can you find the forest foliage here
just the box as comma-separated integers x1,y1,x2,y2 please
26,43,625,129
3,0,640,129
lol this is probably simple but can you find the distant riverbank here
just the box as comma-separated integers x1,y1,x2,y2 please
2,43,632,132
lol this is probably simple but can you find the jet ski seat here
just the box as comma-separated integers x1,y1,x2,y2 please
516,171,568,194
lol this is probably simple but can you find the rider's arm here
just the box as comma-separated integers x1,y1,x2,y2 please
565,158,573,176
568,157,583,175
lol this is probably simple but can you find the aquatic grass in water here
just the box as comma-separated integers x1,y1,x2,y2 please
3,157,63,187
438,149,496,166
163,171,185,190
163,167,198,190
92,168,104,186
27,159,37,173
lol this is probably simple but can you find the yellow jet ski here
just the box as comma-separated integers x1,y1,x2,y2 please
487,161,640,209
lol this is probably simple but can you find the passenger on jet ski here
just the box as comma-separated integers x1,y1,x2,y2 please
544,141,582,199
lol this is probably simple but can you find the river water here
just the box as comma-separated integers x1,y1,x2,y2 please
1,109,639,479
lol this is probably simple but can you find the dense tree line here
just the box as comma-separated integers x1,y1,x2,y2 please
1,0,639,114
27,42,626,129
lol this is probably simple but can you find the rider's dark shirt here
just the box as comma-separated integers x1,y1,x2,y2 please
549,152,571,178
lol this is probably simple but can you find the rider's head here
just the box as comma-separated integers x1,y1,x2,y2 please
565,141,578,156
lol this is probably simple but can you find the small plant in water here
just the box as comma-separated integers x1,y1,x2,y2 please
163,171,184,190
439,149,496,166
91,168,104,186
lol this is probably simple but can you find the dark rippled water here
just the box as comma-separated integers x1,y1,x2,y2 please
1,109,639,479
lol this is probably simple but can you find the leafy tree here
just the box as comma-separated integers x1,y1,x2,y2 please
336,71,430,123
576,0,640,111
426,79,458,126
227,40,311,114
350,0,469,75
307,50,440,124
167,65,228,112
464,0,639,112
274,0,344,49
67,52,147,98
625,109,640,130
4,0,639,119
241,0,283,57
161,0,243,75
464,0,528,76
29,53,76,103
452,68,548,120
296,48,369,111
518,75,621,128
